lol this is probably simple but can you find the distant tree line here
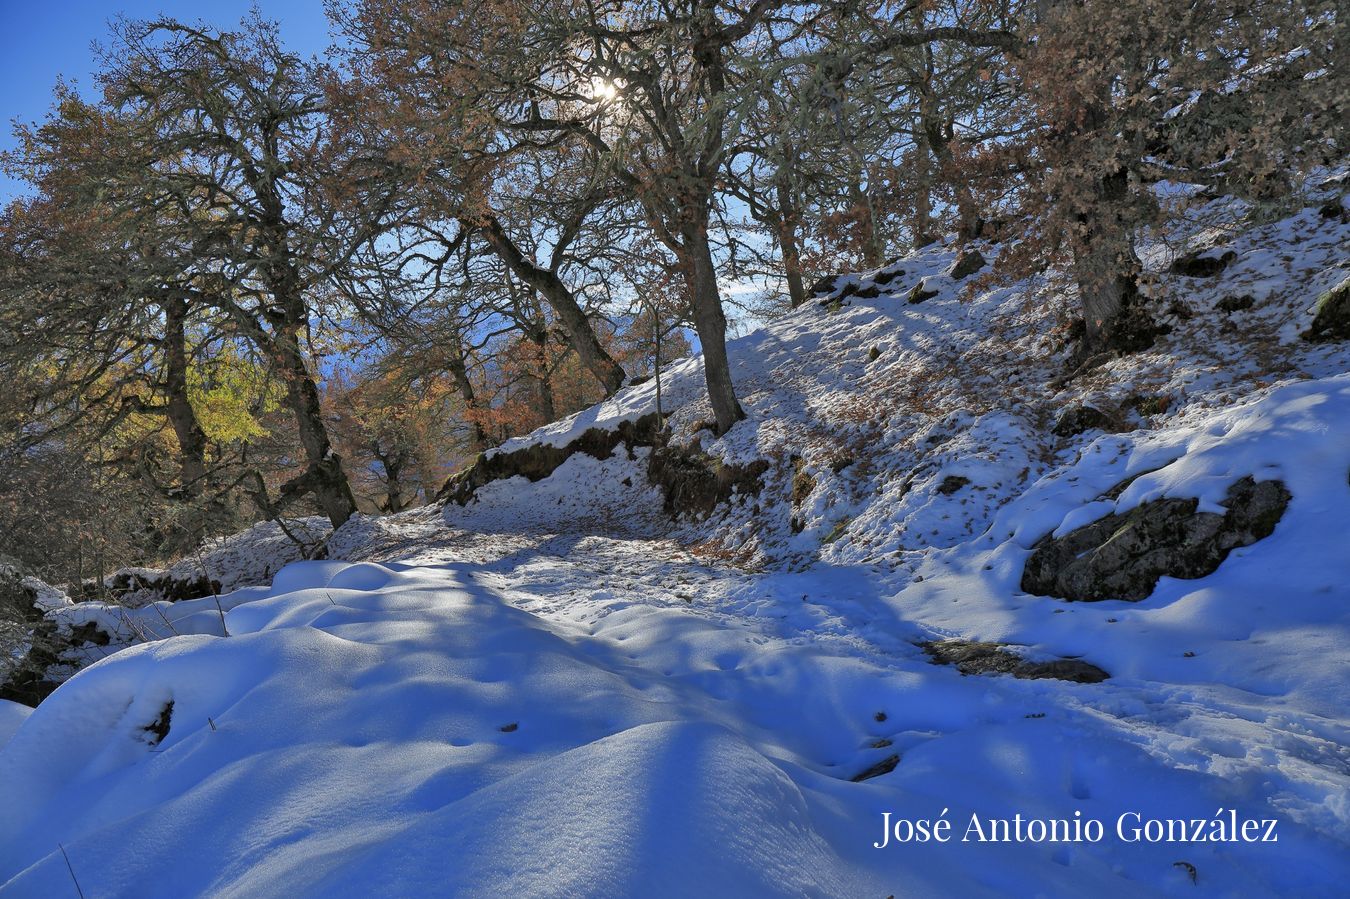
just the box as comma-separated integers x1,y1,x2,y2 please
0,0,1341,584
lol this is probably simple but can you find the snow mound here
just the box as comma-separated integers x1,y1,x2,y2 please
4,540,1348,896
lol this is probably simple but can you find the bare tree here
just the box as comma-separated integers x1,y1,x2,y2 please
89,16,411,526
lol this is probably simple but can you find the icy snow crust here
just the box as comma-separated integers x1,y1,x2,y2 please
3,195,1349,896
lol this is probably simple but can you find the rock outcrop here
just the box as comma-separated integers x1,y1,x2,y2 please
647,443,770,519
1021,476,1290,602
1052,404,1113,437
439,412,663,505
1171,248,1236,277
439,411,770,523
1304,277,1350,342
907,278,939,304
947,248,987,280
1216,293,1254,313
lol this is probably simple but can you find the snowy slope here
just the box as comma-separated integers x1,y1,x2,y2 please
2,189,1348,897
486,189,1349,570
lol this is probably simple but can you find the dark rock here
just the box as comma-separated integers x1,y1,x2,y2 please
1303,277,1350,342
1171,249,1237,277
851,754,900,782
921,640,1109,683
947,248,988,280
867,346,881,362
67,621,111,647
1165,299,1194,320
907,278,939,304
2,605,122,707
873,268,902,285
936,475,970,495
105,569,221,603
1020,476,1291,602
922,640,1018,676
142,699,174,746
647,442,770,519
1317,199,1348,223
1216,294,1254,313
1,564,73,707
1052,404,1112,437
853,284,881,299
1013,659,1111,684
809,275,839,296
1128,394,1172,417
791,460,816,505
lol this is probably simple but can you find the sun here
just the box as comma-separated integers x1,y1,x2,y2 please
589,76,620,102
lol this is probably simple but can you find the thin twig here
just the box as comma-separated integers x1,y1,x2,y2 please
145,604,181,639
58,843,86,899
192,548,229,638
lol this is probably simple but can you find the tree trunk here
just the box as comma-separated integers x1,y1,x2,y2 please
848,178,885,269
911,131,938,248
479,216,627,396
271,323,358,528
1071,125,1156,357
160,296,209,497
445,345,490,453
774,178,809,308
526,329,555,423
1037,0,1154,355
653,321,664,422
1073,166,1154,353
919,94,979,242
681,223,744,436
376,446,408,513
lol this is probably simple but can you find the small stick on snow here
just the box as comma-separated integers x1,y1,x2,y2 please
58,843,86,899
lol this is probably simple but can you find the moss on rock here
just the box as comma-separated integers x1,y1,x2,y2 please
1304,277,1350,342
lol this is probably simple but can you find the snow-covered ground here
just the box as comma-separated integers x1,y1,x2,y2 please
2,190,1348,897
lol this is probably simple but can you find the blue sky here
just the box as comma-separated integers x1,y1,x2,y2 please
0,1,332,202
